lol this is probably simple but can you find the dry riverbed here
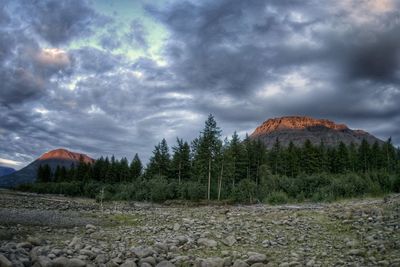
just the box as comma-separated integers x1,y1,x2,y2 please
0,189,399,267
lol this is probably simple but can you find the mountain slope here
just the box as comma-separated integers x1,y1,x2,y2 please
0,148,94,188
250,116,383,148
0,166,16,177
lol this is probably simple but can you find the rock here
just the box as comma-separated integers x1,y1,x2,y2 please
173,223,181,231
37,256,53,267
232,260,249,267
140,263,152,267
139,257,156,266
305,259,315,267
347,249,364,256
52,257,70,267
246,253,267,264
67,258,86,267
156,261,175,267
17,242,33,250
154,242,168,252
132,247,154,258
0,254,13,267
68,237,81,248
27,236,43,246
121,260,138,267
95,255,108,264
85,224,96,230
222,236,236,247
199,257,224,267
79,249,95,259
197,238,218,248
250,264,267,267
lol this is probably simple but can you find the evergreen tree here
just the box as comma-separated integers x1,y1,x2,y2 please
226,132,246,189
147,139,171,177
171,138,191,184
337,141,350,173
192,114,222,200
301,140,320,174
119,157,130,182
54,165,61,182
37,164,52,183
286,141,300,177
358,139,371,173
130,153,143,180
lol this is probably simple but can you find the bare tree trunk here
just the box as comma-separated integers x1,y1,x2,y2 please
178,161,181,185
207,158,211,201
218,162,224,201
256,160,259,185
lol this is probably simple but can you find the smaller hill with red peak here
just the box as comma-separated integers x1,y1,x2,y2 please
0,148,94,188
39,148,94,164
250,116,383,148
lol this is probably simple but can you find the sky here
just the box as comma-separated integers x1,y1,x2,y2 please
0,0,400,169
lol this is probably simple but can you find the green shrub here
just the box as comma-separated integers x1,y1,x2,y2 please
265,191,288,205
233,179,257,203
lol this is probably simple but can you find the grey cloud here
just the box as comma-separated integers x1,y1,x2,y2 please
22,0,111,45
71,47,122,74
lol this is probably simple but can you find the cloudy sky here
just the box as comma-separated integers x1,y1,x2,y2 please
1,0,399,169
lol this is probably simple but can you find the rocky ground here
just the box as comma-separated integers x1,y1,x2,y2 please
0,189,399,267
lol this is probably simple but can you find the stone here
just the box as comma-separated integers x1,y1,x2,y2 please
232,260,249,267
173,223,181,231
85,224,96,230
200,257,224,267
222,236,236,247
251,264,267,267
95,255,108,264
52,257,70,267
132,247,154,258
79,249,95,259
68,237,81,248
197,238,218,248
67,258,86,267
139,257,156,266
121,260,138,267
246,253,267,264
156,261,176,267
140,263,152,267
37,256,53,267
347,249,364,256
17,242,33,250
27,236,43,246
0,254,12,267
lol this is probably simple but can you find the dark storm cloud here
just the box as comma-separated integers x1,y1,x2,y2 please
22,0,111,45
146,0,400,145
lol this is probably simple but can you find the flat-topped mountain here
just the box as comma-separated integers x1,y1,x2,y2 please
0,148,94,188
250,116,383,148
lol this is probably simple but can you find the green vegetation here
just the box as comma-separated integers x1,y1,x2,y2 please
18,114,400,204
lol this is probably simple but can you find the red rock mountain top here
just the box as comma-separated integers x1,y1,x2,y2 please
251,116,349,137
39,148,94,164
249,115,382,148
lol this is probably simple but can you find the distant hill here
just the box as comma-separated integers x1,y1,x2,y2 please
250,116,384,149
0,148,94,188
0,166,16,177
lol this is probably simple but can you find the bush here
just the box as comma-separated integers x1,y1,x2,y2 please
179,181,206,201
265,191,288,205
233,179,257,203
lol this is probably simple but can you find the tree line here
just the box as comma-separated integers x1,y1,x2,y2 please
31,114,400,203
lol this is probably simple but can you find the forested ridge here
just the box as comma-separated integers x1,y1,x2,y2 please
19,115,400,203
